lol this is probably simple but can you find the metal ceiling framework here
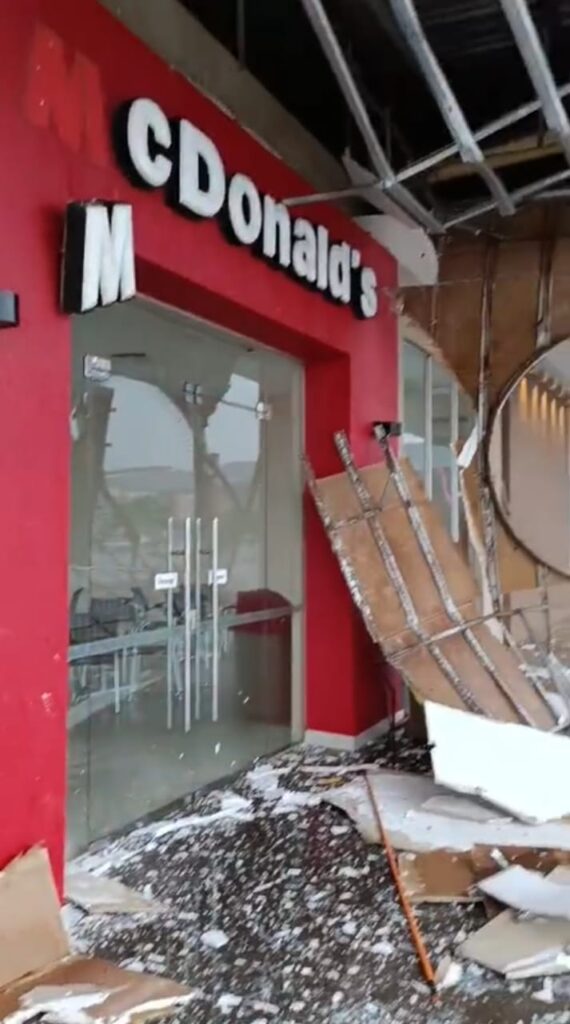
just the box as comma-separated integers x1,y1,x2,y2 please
288,0,570,233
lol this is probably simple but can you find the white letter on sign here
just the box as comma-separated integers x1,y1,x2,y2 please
177,119,226,218
61,202,136,314
126,98,172,188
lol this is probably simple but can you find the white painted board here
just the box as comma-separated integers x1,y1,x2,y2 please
457,908,570,978
425,701,570,824
324,771,570,852
478,865,570,921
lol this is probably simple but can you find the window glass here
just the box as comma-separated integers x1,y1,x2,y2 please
402,341,427,482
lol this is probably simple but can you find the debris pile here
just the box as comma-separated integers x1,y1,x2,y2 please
322,701,570,994
0,848,193,1024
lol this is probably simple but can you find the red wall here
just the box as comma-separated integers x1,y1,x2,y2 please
0,0,398,883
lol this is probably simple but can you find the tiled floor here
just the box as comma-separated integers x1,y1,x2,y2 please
67,668,291,855
69,730,567,1024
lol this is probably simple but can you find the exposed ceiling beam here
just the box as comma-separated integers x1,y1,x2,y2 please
388,0,515,216
444,166,570,229
282,82,570,208
297,0,443,232
429,135,561,183
498,0,570,165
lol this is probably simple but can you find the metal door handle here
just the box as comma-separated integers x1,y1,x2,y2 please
184,517,192,733
195,518,202,720
212,517,219,722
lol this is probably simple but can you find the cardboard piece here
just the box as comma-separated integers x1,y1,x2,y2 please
65,871,163,916
0,848,69,991
398,851,482,904
312,459,556,729
399,847,570,903
0,849,192,1024
0,962,193,1024
426,701,570,824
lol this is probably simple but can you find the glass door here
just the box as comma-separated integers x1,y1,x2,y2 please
68,299,302,854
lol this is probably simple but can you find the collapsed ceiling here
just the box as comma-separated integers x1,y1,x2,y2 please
178,0,570,233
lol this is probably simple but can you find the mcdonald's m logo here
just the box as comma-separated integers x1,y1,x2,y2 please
23,23,110,167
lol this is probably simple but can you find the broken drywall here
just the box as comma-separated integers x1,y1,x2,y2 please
426,701,570,823
324,771,570,852
478,865,570,921
65,872,163,916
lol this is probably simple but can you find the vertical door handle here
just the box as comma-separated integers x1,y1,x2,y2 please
195,518,202,720
212,516,219,722
166,517,174,730
184,517,192,733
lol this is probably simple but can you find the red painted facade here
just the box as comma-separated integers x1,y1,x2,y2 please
0,0,398,885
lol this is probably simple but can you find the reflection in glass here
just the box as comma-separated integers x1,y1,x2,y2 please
432,361,453,534
402,341,427,480
68,300,302,854
488,339,570,575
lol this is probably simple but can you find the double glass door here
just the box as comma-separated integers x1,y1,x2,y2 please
68,299,302,853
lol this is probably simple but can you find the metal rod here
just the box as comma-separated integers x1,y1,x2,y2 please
536,236,555,350
499,0,570,166
69,607,295,662
450,378,460,543
424,355,433,499
535,240,555,663
445,161,570,229
167,517,174,730
298,0,443,232
283,83,570,209
477,242,503,619
391,603,552,658
195,517,202,720
365,773,437,993
184,517,192,732
212,517,219,722
389,0,514,215
334,430,485,713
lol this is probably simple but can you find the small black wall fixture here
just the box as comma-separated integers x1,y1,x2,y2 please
372,420,402,440
0,292,19,328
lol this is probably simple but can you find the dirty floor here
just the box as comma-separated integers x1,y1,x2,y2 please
69,730,570,1024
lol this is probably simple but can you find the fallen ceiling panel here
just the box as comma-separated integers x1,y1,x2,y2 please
307,434,557,728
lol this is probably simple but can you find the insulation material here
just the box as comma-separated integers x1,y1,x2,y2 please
310,455,556,728
478,864,570,920
0,849,191,1024
426,702,570,823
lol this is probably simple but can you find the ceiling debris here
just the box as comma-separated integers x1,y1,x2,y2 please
426,702,570,824
478,864,570,922
324,770,570,854
0,848,192,1024
64,871,164,917
306,428,564,729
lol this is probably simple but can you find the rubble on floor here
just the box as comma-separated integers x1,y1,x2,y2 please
14,721,558,1023
5,709,570,1022
0,848,192,1024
